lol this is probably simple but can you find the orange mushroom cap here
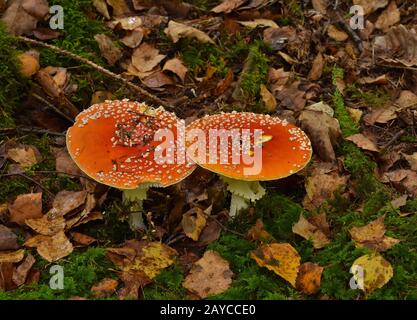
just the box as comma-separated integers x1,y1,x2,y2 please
66,100,196,189
186,112,312,181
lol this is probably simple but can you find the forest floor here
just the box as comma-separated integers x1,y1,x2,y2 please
1,0,417,300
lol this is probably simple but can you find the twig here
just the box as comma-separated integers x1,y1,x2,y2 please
32,93,75,123
0,173,54,197
209,215,246,237
17,36,172,109
379,129,406,154
0,127,66,136
334,11,364,53
33,170,97,182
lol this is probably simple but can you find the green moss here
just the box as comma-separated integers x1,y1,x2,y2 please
0,177,30,203
143,264,186,300
0,23,28,128
346,84,390,109
0,248,115,300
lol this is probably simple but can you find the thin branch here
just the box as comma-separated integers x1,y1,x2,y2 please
1,172,54,198
32,93,75,123
17,36,173,109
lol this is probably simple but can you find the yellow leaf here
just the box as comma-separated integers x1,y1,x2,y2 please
182,207,207,241
251,243,301,287
0,249,25,263
296,262,324,295
351,254,393,294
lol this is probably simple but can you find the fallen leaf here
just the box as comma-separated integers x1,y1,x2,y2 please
121,28,145,48
0,225,19,251
364,106,398,125
308,53,324,81
390,194,408,209
106,0,132,17
26,215,66,236
8,193,43,225
327,25,348,41
268,67,290,93
251,243,301,287
347,107,363,123
142,71,174,88
292,215,331,249
107,16,143,30
24,231,73,262
93,0,110,19
358,75,389,85
263,26,296,51
375,1,400,31
247,219,274,242
52,190,88,216
0,249,25,263
211,0,246,13
132,43,166,73
352,0,388,14
182,207,207,241
55,148,83,177
384,169,417,197
238,19,278,29
260,84,277,112
198,220,222,246
71,232,97,246
214,69,234,96
346,133,379,152
183,250,233,299
305,101,334,117
296,262,324,295
303,163,348,210
275,81,311,111
164,20,214,44
396,90,417,108
312,0,327,14
18,50,40,77
118,270,151,300
7,145,40,168
299,110,342,162
163,57,188,82
351,254,393,294
94,34,123,65
12,254,35,286
350,215,399,252
0,262,15,291
404,153,417,171
91,278,119,298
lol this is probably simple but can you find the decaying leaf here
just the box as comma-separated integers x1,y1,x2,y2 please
312,0,327,14
71,232,97,246
375,1,400,31
211,0,246,13
121,28,145,48
327,25,348,41
292,215,331,249
260,84,277,112
305,101,334,117
251,243,301,287
52,190,88,216
24,231,73,262
238,19,278,29
8,193,43,225
7,145,40,168
106,0,132,17
404,153,417,171
346,133,379,152
268,67,290,93
181,207,207,241
55,148,83,177
163,58,188,82
0,225,19,251
107,16,143,30
12,253,35,286
164,20,214,44
303,163,348,210
308,52,324,81
247,219,274,242
0,249,25,263
26,215,66,236
296,262,324,295
352,0,388,14
351,254,393,294
299,110,342,162
142,71,174,88
349,215,399,252
183,250,233,299
94,34,123,65
118,270,152,300
384,169,417,197
132,43,166,73
91,278,119,298
18,50,40,77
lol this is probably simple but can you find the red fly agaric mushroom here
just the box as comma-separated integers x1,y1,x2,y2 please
186,112,312,216
66,99,196,230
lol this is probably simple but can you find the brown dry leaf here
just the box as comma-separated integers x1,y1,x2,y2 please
8,193,43,225
312,0,327,14
305,101,334,117
183,250,233,299
71,232,97,246
214,69,234,96
0,249,25,263
347,107,363,123
346,133,379,152
33,28,61,40
296,262,324,295
293,215,330,249
91,278,119,298
24,231,73,262
106,0,132,17
18,51,40,77
163,58,188,82
0,262,16,291
260,84,277,112
0,225,19,251
93,0,110,19
251,243,300,287
142,71,174,89
358,75,388,85
118,270,152,300
164,20,214,44
268,67,290,93
7,145,40,168
90,91,115,105
390,194,408,209
327,25,348,41
308,52,324,81
263,26,296,51
303,163,348,210
107,16,143,30
352,0,388,14
375,1,400,31
55,148,83,177
1,0,49,35
404,153,417,171
351,254,393,294
364,106,398,125
247,219,274,242
211,0,246,13
198,220,222,246
121,28,145,48
238,19,278,29
26,215,66,236
275,81,310,111
384,169,417,197
132,43,166,73
299,110,342,162
181,207,207,241
350,215,399,251
52,190,88,216
374,25,417,67
396,90,417,108
94,34,123,65
120,242,178,279
12,253,35,286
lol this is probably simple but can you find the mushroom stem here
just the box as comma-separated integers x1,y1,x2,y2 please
122,186,150,231
220,176,266,217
